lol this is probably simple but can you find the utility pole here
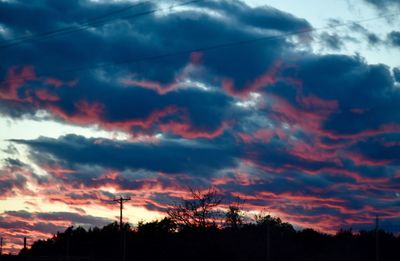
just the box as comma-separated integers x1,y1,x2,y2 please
112,196,131,261
0,237,3,261
66,234,70,261
113,196,131,231
23,237,27,254
266,222,270,261
375,215,379,261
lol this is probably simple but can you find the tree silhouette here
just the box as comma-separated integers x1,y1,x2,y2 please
225,205,244,229
137,217,176,235
167,187,222,230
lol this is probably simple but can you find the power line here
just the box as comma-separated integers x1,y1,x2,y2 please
0,11,398,85
0,1,150,48
0,0,205,49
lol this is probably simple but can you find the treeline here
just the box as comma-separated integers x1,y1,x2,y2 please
4,189,400,260
9,217,399,261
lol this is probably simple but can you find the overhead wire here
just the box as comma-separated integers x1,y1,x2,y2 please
0,1,150,48
0,0,205,49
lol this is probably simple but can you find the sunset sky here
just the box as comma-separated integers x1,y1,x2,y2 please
1,0,400,254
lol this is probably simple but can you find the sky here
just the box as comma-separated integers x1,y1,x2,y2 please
1,0,400,254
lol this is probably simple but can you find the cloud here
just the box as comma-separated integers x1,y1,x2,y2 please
10,125,400,233
12,134,240,176
363,0,400,10
0,158,32,199
0,0,312,137
0,173,27,198
0,210,113,253
394,67,400,82
387,31,400,47
319,33,344,50
276,54,400,136
196,0,311,32
350,23,382,46
348,135,400,165
35,212,112,227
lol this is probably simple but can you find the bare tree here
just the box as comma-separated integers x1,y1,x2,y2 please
167,187,222,230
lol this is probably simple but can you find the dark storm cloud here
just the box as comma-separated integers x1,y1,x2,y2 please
319,33,344,50
0,0,312,136
12,134,240,176
7,131,345,202
367,33,382,45
348,135,400,164
349,23,382,46
394,67,400,82
0,0,308,78
276,54,400,136
243,141,338,172
364,0,400,10
196,0,311,32
387,31,400,47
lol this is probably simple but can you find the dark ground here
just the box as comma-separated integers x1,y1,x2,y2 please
3,217,400,261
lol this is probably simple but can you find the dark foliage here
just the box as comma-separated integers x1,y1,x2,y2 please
1,214,397,261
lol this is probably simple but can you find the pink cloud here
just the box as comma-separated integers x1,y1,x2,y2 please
122,78,179,95
0,65,36,102
223,60,282,97
35,89,60,102
190,51,203,65
159,121,227,139
122,53,205,95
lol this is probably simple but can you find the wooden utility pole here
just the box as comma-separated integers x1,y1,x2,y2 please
23,237,27,255
0,237,3,261
375,215,379,261
113,196,131,231
112,196,131,261
266,222,270,261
